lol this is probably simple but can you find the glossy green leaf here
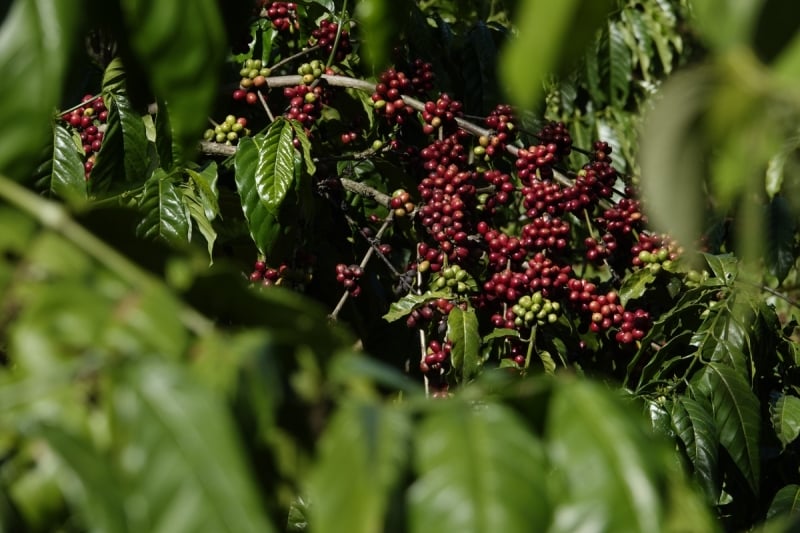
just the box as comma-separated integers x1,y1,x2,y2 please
308,400,410,533
771,394,800,450
608,21,632,107
289,120,316,176
50,124,88,206
186,163,219,220
482,328,520,342
765,196,796,284
447,307,481,382
114,360,275,533
382,291,451,322
0,0,81,179
182,186,217,260
703,253,739,284
671,396,720,502
619,267,657,306
90,94,150,194
154,98,177,169
102,57,126,96
547,380,668,532
30,424,129,533
692,363,761,494
119,0,225,159
409,402,550,533
767,484,800,520
137,169,191,247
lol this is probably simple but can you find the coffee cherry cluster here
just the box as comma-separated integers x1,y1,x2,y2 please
60,94,108,178
478,104,516,158
283,84,325,130
203,115,250,145
309,19,351,62
405,297,454,329
389,188,415,218
371,68,416,125
249,258,313,289
260,2,299,32
234,59,271,105
631,233,680,270
534,121,572,160
421,94,463,135
511,292,561,329
335,263,363,297
298,60,324,85
430,264,474,295
408,59,435,95
479,169,515,207
420,339,452,374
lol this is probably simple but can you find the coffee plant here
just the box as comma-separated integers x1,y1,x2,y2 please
2,0,800,532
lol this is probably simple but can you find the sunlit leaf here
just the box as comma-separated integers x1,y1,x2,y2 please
619,267,657,306
382,291,452,322
308,399,410,533
409,402,551,533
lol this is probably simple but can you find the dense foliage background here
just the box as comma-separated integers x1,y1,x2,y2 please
2,0,800,531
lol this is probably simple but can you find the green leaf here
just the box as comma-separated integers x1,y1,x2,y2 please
619,267,658,306
102,57,126,96
692,0,761,51
289,121,316,176
409,402,551,533
547,380,670,532
382,291,452,322
0,0,81,179
154,97,176,169
608,21,632,107
308,400,411,533
692,363,761,494
29,424,129,533
766,196,796,284
771,394,800,449
671,396,720,502
500,0,614,110
50,124,88,206
119,0,225,159
137,169,191,247
114,360,275,533
186,163,220,220
90,94,150,194
703,253,739,284
767,484,800,520
447,307,481,382
482,328,520,342
183,187,217,260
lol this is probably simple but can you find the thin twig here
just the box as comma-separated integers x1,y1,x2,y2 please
257,91,275,122
329,212,395,320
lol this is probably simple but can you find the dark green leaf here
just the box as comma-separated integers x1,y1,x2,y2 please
703,253,738,284
308,400,411,533
767,484,800,520
102,57,126,96
289,120,316,176
90,94,150,194
447,307,481,382
186,163,220,220
771,394,800,449
409,402,550,533
30,424,129,533
0,0,81,179
119,0,225,159
692,363,760,494
154,98,176,169
50,124,88,206
114,360,275,533
382,291,452,322
671,396,720,502
137,169,191,247
482,328,520,342
619,267,657,306
766,196,796,283
608,21,632,107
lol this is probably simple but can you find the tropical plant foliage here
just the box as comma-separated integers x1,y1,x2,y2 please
1,0,800,532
